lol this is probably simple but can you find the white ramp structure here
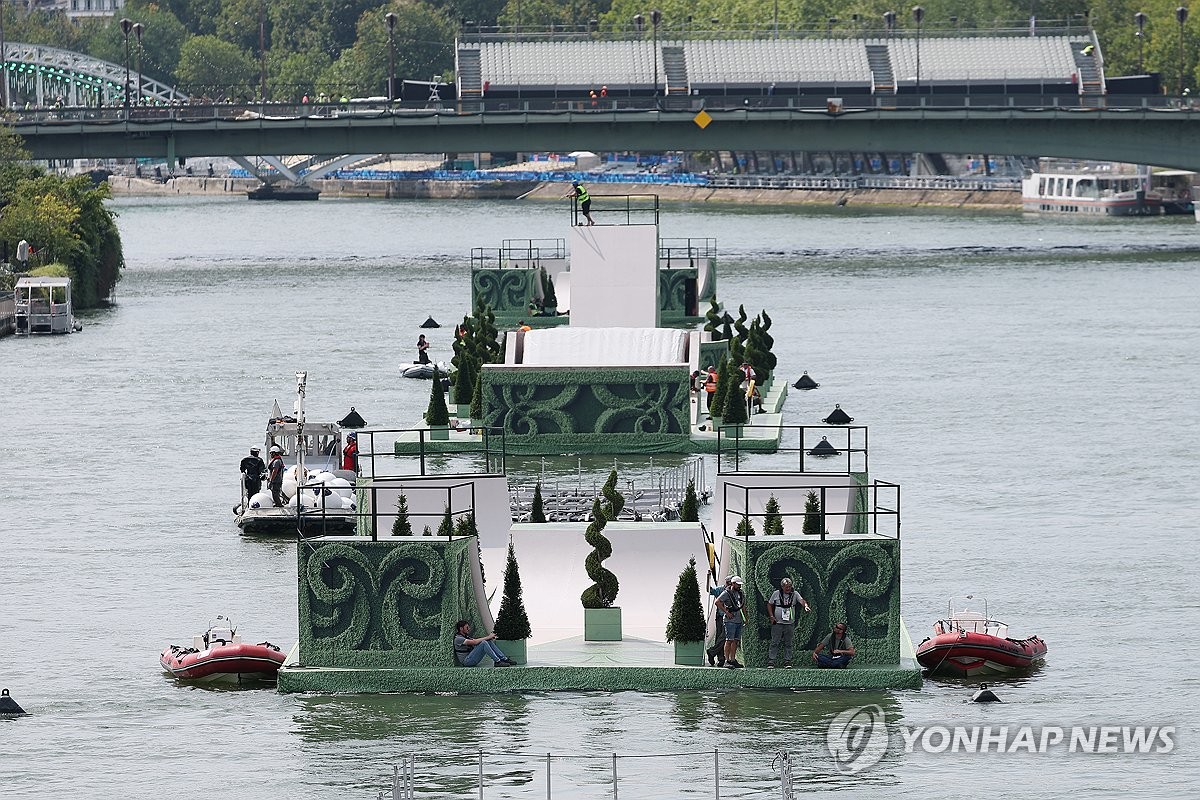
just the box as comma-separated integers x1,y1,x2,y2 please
567,224,660,328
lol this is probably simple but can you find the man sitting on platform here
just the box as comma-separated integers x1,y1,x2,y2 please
812,622,856,668
453,620,516,667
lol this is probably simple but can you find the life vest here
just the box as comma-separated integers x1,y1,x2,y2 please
576,185,590,203
705,370,718,393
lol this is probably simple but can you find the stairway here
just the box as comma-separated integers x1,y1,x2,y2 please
662,46,688,96
458,48,482,111
1072,44,1104,104
866,44,895,95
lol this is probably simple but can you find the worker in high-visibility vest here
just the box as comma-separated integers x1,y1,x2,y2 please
566,181,595,226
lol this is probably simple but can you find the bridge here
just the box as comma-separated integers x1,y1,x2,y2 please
1,41,187,106
12,104,1200,172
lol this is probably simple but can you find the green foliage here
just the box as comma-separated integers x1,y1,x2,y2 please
722,364,749,426
710,358,731,418
470,371,483,420
454,512,478,538
735,514,755,537
422,524,433,536
602,469,625,520
318,3,456,99
270,50,334,102
493,542,532,640
426,366,450,426
679,479,699,522
803,490,824,536
704,297,723,338
437,504,453,537
733,304,749,345
530,483,546,523
764,495,784,535
665,557,707,643
391,492,413,536
453,352,475,405
540,267,558,308
581,497,619,608
175,35,259,99
88,8,189,88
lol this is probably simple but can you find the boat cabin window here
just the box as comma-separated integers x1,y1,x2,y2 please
1065,179,1074,196
1038,178,1046,195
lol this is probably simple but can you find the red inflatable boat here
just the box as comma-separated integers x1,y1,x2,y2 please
160,620,285,683
916,606,1047,677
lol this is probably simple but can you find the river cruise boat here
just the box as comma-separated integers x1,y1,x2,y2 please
14,276,82,335
1021,163,1162,216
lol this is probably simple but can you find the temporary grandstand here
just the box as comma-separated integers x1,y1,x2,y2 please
456,28,1107,106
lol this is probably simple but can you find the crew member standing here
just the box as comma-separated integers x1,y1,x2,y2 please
567,181,595,226
267,445,286,507
341,432,359,473
239,447,266,500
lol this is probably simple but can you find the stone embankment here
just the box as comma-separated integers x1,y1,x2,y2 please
107,176,1020,209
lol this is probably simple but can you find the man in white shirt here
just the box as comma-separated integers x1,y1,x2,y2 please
766,577,811,668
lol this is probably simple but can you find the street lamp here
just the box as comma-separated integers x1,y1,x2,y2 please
773,0,779,39
1178,6,1189,96
883,10,896,36
0,1,7,109
651,9,661,103
385,12,397,101
132,22,143,106
1135,12,1148,73
826,17,838,36
120,18,132,112
912,6,924,95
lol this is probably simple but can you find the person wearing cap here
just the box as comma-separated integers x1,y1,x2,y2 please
705,575,732,666
565,181,594,226
714,576,747,669
766,577,811,668
813,622,856,668
453,620,515,667
341,432,359,473
267,445,286,507
239,447,266,501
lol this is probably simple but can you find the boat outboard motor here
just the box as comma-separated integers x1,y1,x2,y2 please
0,688,27,716
971,684,1002,703
420,316,440,328
794,372,820,390
823,405,854,425
808,437,839,457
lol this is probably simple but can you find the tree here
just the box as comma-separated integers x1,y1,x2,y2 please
679,479,699,522
710,357,731,417
319,2,456,98
735,514,755,537
493,542,532,640
426,366,450,425
581,497,619,608
470,371,483,420
602,469,625,520
422,525,433,536
391,492,413,536
437,503,453,537
704,297,723,339
665,557,707,643
530,483,546,523
175,35,257,99
540,267,558,309
722,365,749,426
86,8,189,88
764,495,784,535
453,352,475,406
803,490,824,536
454,511,478,538
733,303,749,345
270,50,334,102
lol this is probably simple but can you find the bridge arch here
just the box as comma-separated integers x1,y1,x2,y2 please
2,42,188,107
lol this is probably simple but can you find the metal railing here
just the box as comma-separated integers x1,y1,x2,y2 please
721,478,900,540
659,237,717,266
354,426,507,479
716,424,869,475
501,237,567,261
291,474,481,542
572,193,660,226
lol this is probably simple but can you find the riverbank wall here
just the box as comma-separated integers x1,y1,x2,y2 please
106,176,1020,209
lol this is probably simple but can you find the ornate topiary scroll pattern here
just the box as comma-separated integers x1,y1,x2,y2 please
727,540,899,666
304,541,447,657
472,269,535,315
658,269,694,314
482,373,688,437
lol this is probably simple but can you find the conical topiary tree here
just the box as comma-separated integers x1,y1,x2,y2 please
602,469,625,520
679,479,699,522
422,525,433,536
494,542,532,640
437,503,453,537
454,512,477,538
710,358,732,418
530,483,547,523
453,354,475,406
581,497,619,608
735,513,756,537
722,368,748,426
665,556,707,643
470,371,483,420
540,267,558,310
426,366,450,426
803,490,824,536
764,494,783,536
391,492,413,536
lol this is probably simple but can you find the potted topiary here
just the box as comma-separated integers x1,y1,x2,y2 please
736,513,756,537
601,469,625,520
530,483,547,523
493,541,532,664
391,491,413,536
426,366,450,440
666,556,707,665
763,494,783,535
721,364,748,439
679,479,699,522
581,497,621,640
803,489,825,537
453,356,475,419
437,503,453,537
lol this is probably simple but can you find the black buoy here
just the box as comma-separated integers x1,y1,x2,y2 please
808,436,839,457
794,371,820,390
338,406,366,429
420,316,440,329
823,404,854,425
971,683,1002,703
0,688,26,716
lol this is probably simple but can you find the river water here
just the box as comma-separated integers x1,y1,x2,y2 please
2,196,1198,798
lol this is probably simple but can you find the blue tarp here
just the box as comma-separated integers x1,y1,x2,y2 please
230,168,710,186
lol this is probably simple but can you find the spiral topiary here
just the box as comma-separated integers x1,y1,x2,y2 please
581,497,619,608
602,469,625,520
